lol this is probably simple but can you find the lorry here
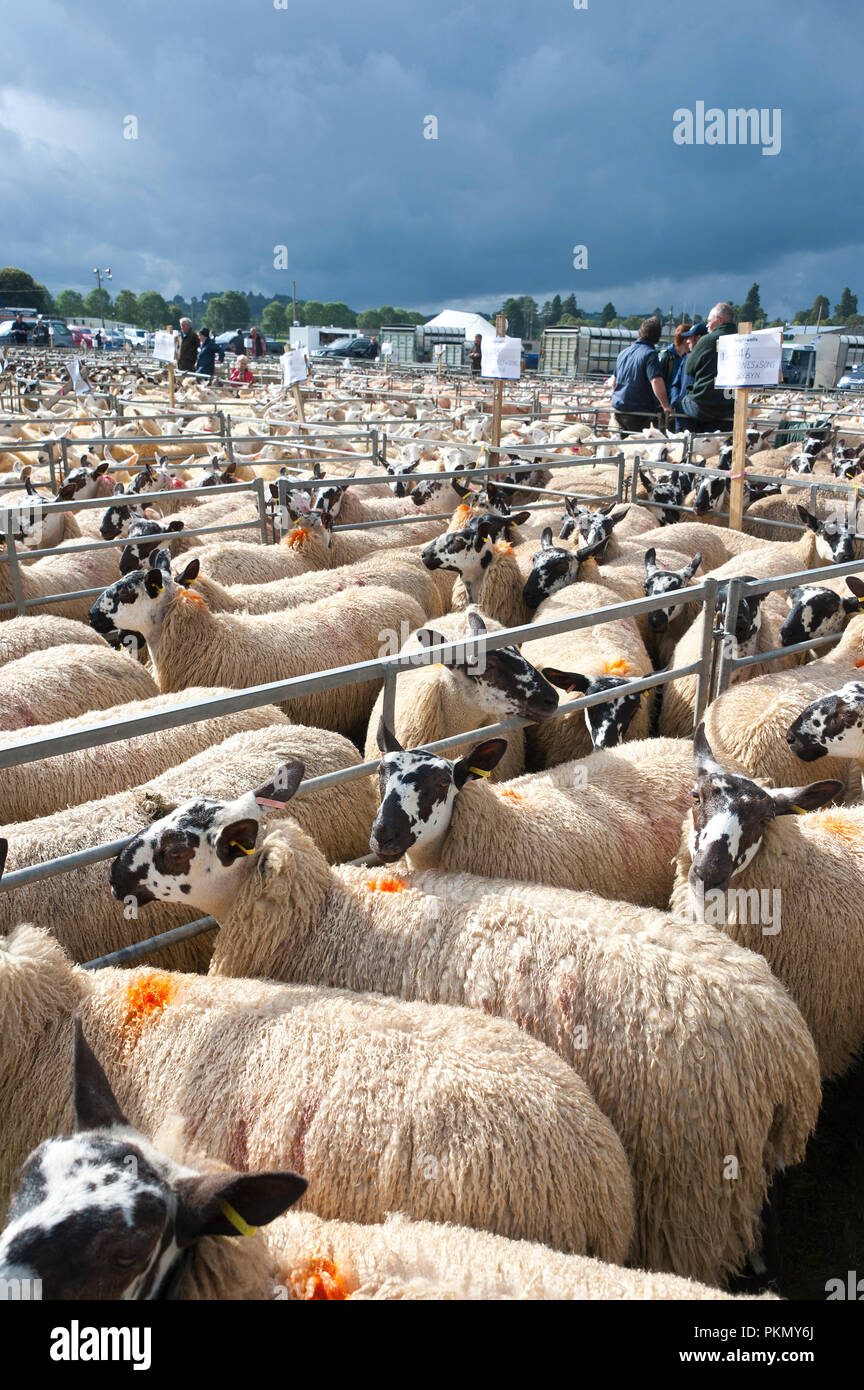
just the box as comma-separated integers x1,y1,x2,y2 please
781,328,864,388
539,326,641,377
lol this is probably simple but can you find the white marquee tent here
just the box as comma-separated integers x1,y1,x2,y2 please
424,310,497,341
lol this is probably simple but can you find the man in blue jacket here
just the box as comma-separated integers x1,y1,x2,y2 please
610,317,673,432
195,327,224,378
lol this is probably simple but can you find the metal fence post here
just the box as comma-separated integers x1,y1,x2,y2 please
381,665,398,735
370,428,379,468
223,414,235,465
630,452,641,504
252,476,270,544
46,440,57,492
59,435,69,483
277,475,290,541
713,577,744,698
693,577,719,725
615,451,625,504
4,515,27,616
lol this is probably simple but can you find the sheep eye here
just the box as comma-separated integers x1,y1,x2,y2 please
691,790,700,802
112,1252,139,1269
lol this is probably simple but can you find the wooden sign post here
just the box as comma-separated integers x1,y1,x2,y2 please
715,323,782,530
727,321,751,531
490,312,507,469
168,361,176,409
292,381,306,426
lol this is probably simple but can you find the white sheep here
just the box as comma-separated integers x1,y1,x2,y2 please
0,723,378,969
670,724,861,1079
0,614,107,667
0,925,635,1263
89,553,427,737
110,773,819,1286
0,642,158,732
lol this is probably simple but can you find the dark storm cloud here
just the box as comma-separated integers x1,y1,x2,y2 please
1,0,861,316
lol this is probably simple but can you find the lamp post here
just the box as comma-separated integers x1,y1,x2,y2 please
93,267,112,327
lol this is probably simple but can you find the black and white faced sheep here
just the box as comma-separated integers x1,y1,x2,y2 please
0,1021,307,1300
108,767,821,1286
780,577,864,648
670,724,864,1078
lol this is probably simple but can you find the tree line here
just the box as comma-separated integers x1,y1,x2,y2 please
2,267,862,339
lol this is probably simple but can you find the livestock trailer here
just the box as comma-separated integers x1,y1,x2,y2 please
379,325,417,364
781,331,864,388
420,324,466,367
539,326,640,377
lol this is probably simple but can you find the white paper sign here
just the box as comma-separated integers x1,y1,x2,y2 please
380,342,394,358
281,348,308,386
67,358,91,394
481,334,522,381
153,331,176,363
433,343,446,359
715,328,782,389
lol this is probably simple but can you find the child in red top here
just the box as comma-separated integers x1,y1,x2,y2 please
230,355,255,383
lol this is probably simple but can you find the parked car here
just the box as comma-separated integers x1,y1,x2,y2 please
837,364,864,391
0,316,74,347
68,325,94,348
313,336,377,360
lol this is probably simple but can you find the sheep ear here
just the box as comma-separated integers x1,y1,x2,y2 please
93,461,110,477
311,462,322,479
564,496,578,516
0,837,6,881
540,527,553,549
113,481,125,496
214,818,259,864
466,609,487,636
453,738,508,788
510,511,531,527
177,557,200,585
797,505,818,531
74,1020,129,1133
253,760,305,806
771,781,844,816
377,718,404,754
56,480,78,501
174,1169,307,1247
167,519,185,533
609,507,630,527
144,568,164,596
541,668,591,694
683,552,702,581
417,627,447,654
693,722,723,774
151,548,172,572
644,547,657,573
847,576,864,599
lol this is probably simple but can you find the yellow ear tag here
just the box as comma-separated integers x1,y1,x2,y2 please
218,1199,257,1237
229,841,255,854
791,806,807,815
468,766,491,777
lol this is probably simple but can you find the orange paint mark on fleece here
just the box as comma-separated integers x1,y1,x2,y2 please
812,814,862,843
855,657,864,669
454,503,472,522
175,587,208,610
494,540,514,556
287,525,310,548
604,659,631,676
289,1258,348,1301
364,876,406,893
124,973,175,1025
500,788,523,803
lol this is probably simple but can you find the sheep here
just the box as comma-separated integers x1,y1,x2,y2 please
0,643,158,732
110,768,819,1285
642,548,704,662
0,723,378,969
0,537,130,624
670,724,863,1079
699,614,864,799
519,569,654,766
182,537,321,586
270,1211,778,1301
363,609,560,783
557,499,656,559
89,551,426,737
421,516,555,631
780,576,864,649
0,614,107,667
0,688,308,825
173,547,452,621
273,499,444,567
0,925,635,1262
371,728,697,907
656,580,799,739
787,679,864,768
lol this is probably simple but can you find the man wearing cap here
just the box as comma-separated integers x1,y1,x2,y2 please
676,303,737,429
610,316,673,432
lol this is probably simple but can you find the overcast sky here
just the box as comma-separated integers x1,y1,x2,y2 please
1,0,861,318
